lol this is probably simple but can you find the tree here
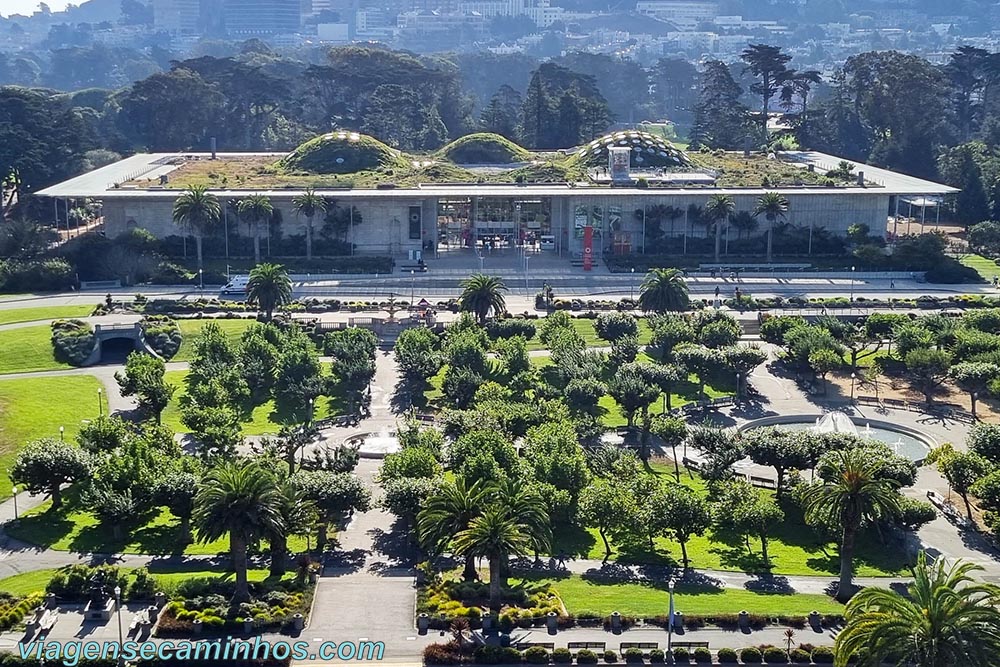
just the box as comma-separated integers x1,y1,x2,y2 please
522,421,590,503
608,365,659,428
800,449,902,601
950,362,1000,417
753,192,790,263
704,194,736,262
689,60,748,149
725,345,768,400
742,427,810,495
578,480,636,561
264,479,316,576
651,416,687,482
459,274,508,325
968,423,1000,465
638,268,689,314
809,348,843,393
116,68,224,151
394,327,442,396
172,186,220,270
292,188,327,261
674,345,726,399
237,194,274,264
115,352,175,423
480,84,522,139
835,552,1000,667
381,477,437,529
651,483,711,569
453,506,542,613
192,461,283,602
649,314,695,361
594,311,638,343
247,263,292,320
11,439,91,510
380,447,441,482
418,477,491,581
292,470,371,548
939,451,992,521
904,348,953,404
733,495,784,567
564,378,605,417
741,44,792,135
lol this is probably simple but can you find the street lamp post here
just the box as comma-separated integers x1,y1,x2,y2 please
410,269,415,305
113,585,124,666
850,372,857,401
59,426,64,441
630,267,635,301
12,485,18,520
524,255,530,295
666,579,676,664
850,265,856,307
198,268,204,290
308,398,314,427
97,388,103,417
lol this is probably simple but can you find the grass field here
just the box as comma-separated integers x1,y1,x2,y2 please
0,566,295,597
526,574,844,616
0,305,93,326
0,376,103,496
0,325,72,374
960,253,1000,281
173,318,256,362
160,369,343,435
6,487,308,555
523,318,653,351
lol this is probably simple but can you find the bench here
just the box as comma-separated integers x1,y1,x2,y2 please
515,642,555,651
568,642,606,652
399,264,428,273
671,641,709,650
38,612,57,633
620,642,658,656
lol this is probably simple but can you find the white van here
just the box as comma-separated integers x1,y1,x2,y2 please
220,275,250,296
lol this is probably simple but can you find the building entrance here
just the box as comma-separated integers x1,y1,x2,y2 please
435,196,555,256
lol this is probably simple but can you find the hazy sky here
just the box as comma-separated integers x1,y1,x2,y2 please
2,1,74,17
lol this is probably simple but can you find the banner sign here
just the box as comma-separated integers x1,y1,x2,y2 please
583,225,593,271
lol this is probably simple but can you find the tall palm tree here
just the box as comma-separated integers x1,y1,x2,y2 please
292,188,327,262
237,194,273,265
453,507,538,613
458,274,508,325
704,194,736,263
192,461,283,602
172,185,221,270
835,552,1000,667
753,192,789,263
490,478,552,557
247,263,292,319
265,479,316,576
800,449,902,601
417,477,491,582
638,268,689,314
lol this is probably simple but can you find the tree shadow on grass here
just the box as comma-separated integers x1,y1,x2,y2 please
550,524,597,560
6,510,75,550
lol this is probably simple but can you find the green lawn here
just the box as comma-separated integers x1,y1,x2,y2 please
960,254,1000,281
528,574,843,616
0,325,72,374
0,376,103,496
0,305,93,326
524,318,653,351
6,488,308,555
0,566,295,597
160,369,343,435
173,318,256,362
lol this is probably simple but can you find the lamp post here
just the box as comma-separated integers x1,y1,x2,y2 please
410,269,415,305
113,585,124,666
524,254,531,295
198,268,204,290
666,579,676,664
630,267,635,301
850,265,856,307
11,485,18,520
850,372,857,401
59,426,64,442
97,388,103,417
308,398,314,427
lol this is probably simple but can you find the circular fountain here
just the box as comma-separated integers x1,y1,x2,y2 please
741,410,934,463
344,428,401,458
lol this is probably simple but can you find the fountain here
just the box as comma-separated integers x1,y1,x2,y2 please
813,411,859,436
346,428,401,458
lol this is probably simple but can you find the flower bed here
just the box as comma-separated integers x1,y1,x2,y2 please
421,643,838,665
418,578,562,630
0,592,44,631
156,586,311,636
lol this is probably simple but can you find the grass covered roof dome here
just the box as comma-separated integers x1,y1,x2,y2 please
571,131,690,169
437,133,532,164
277,131,409,174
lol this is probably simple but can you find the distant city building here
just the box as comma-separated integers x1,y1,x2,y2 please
636,0,717,29
152,0,202,34
224,0,307,35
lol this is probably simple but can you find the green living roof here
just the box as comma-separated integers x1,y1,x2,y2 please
277,131,409,174
570,130,691,169
436,133,532,164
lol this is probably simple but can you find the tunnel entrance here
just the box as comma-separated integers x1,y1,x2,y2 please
99,337,138,364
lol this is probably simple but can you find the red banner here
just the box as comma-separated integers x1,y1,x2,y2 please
583,226,593,271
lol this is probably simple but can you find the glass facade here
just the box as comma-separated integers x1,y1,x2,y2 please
436,197,552,253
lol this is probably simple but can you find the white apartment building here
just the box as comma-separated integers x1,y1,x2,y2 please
636,0,717,29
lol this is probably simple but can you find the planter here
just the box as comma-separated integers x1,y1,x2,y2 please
293,613,304,631
193,619,203,635
418,613,430,632
611,611,622,631
673,611,684,630
45,593,56,609
155,592,166,608
546,611,558,632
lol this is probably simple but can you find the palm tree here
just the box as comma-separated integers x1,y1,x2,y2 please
753,192,789,263
247,263,292,319
292,188,327,262
704,194,736,263
638,268,689,314
453,507,537,613
835,552,1000,667
237,194,273,265
192,462,283,602
490,478,552,558
265,479,316,576
800,449,902,601
172,186,221,270
417,477,491,582
458,274,508,325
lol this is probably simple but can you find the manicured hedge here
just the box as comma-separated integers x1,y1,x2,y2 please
51,319,96,365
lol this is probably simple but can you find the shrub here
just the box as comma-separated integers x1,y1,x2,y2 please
648,649,664,663
671,647,688,663
811,646,834,664
424,642,462,665
577,649,599,664
789,648,811,664
487,319,537,341
524,647,549,664
604,649,618,663
140,315,182,359
552,648,573,664
692,648,712,664
51,319,96,365
762,647,787,663
623,648,643,663
716,648,738,663
0,258,75,292
127,567,156,601
740,647,762,664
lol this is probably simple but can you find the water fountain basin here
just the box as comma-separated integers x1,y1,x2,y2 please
345,429,401,458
